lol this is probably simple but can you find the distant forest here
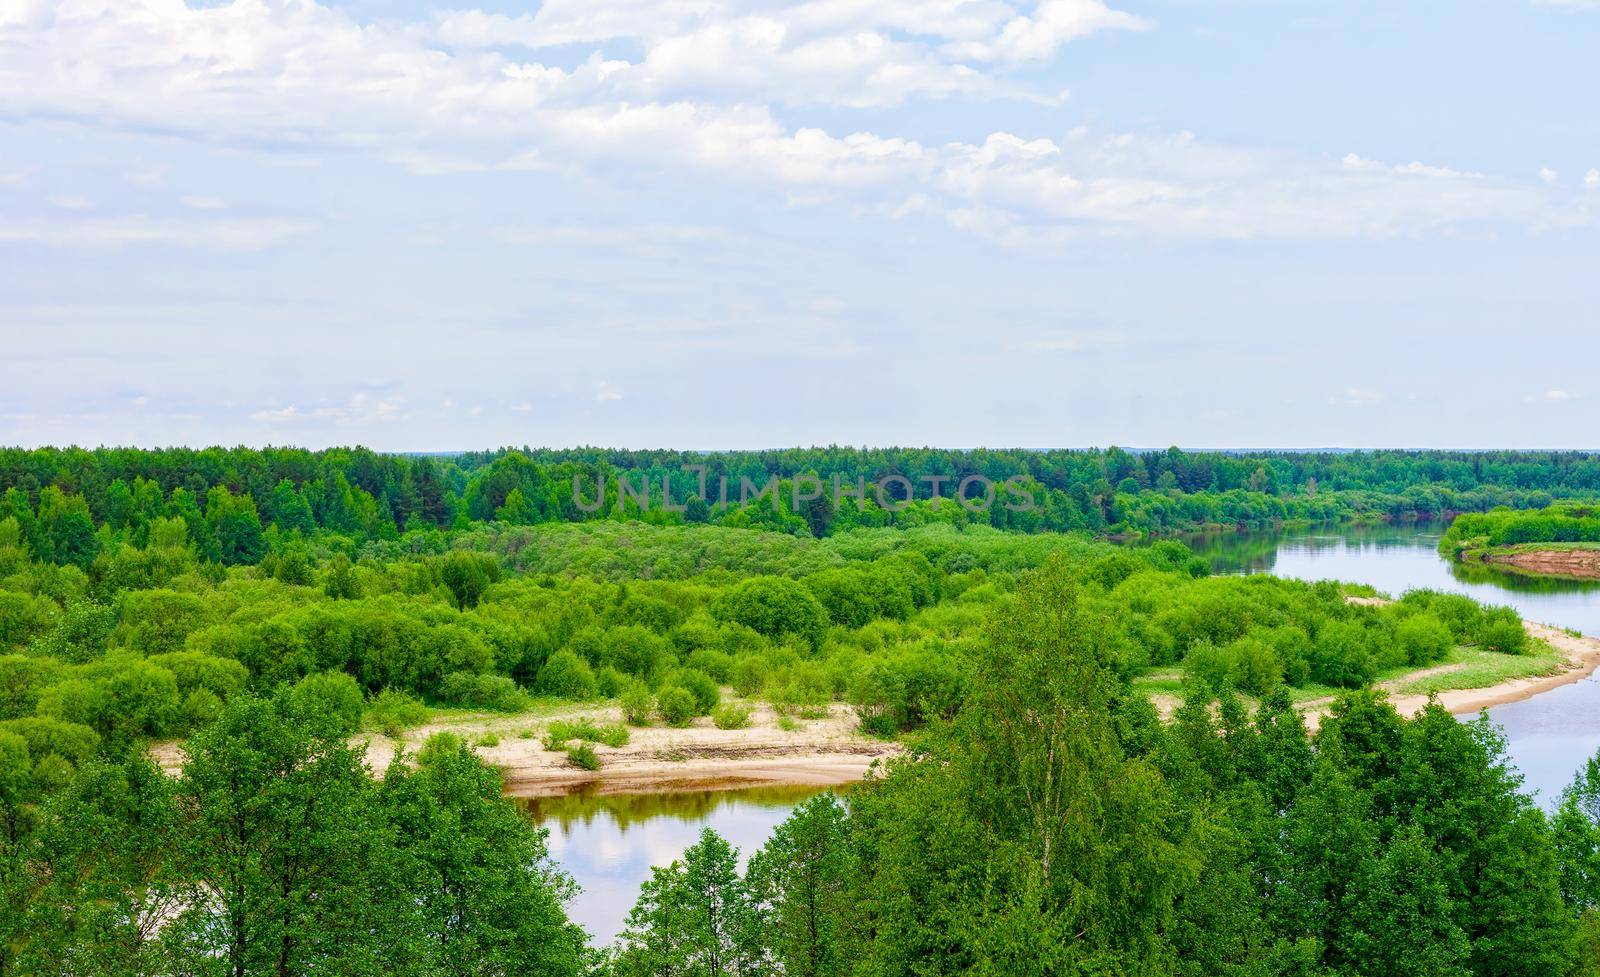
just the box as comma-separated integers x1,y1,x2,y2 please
4,446,1600,567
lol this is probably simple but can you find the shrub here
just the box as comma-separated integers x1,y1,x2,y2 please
1396,614,1455,666
180,688,225,730
545,718,630,749
657,687,697,727
1308,620,1377,688
1478,608,1529,655
620,679,655,725
711,702,752,730
848,649,967,737
662,667,719,715
537,650,598,700
365,689,430,738
729,654,772,697
476,731,501,748
685,648,734,683
596,665,626,698
439,671,530,712
285,670,365,735
567,742,601,771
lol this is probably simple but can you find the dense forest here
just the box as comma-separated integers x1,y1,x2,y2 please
4,445,1599,974
5,447,1600,562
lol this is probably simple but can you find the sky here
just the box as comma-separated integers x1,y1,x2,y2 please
1,0,1597,451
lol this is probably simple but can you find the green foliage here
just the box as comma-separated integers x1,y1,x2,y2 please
661,667,720,715
545,718,629,750
439,550,503,609
566,742,601,771
537,650,598,700
1397,613,1456,666
657,687,697,727
614,828,764,977
620,679,656,726
365,688,430,738
284,670,365,735
711,702,753,730
440,671,530,712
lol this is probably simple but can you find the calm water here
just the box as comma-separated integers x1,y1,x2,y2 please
1183,522,1600,805
520,784,833,943
531,523,1600,944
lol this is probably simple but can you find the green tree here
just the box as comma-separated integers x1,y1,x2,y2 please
382,733,586,976
747,793,854,977
166,697,396,977
614,828,764,977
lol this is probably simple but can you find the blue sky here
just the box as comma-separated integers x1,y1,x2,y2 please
2,0,1597,450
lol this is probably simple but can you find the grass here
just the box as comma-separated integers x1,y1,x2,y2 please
776,715,804,732
1386,642,1563,697
1132,641,1566,710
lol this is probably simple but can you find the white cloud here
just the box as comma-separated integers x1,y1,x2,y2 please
47,195,94,210
1524,389,1580,403
1530,0,1600,8
180,195,228,210
432,0,1138,107
1587,169,1599,188
0,216,313,249
1539,166,1559,184
0,0,1587,245
594,381,624,402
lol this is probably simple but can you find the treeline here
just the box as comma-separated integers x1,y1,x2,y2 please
5,446,1600,564
607,566,1600,977
1444,503,1600,556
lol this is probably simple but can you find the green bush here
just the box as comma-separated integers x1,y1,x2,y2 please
545,718,630,750
685,648,734,683
1397,614,1455,666
365,689,430,738
729,654,772,697
566,742,601,771
1478,608,1529,655
439,671,530,712
285,670,365,735
537,650,598,700
181,687,225,731
662,667,719,715
620,679,655,725
711,702,752,730
657,687,697,727
596,665,626,698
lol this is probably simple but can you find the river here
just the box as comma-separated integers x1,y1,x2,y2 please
528,522,1600,943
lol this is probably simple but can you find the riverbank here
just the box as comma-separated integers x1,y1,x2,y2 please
1301,622,1600,729
360,700,901,798
1463,543,1600,581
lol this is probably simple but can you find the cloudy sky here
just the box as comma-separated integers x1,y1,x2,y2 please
2,0,1597,450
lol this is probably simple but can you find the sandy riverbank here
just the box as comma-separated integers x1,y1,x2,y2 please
1301,621,1600,730
148,622,1600,794
360,700,900,798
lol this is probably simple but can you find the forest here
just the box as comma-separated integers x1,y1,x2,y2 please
5,446,1600,557
3,446,1599,974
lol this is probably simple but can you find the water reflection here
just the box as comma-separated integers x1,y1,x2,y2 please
521,784,840,944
